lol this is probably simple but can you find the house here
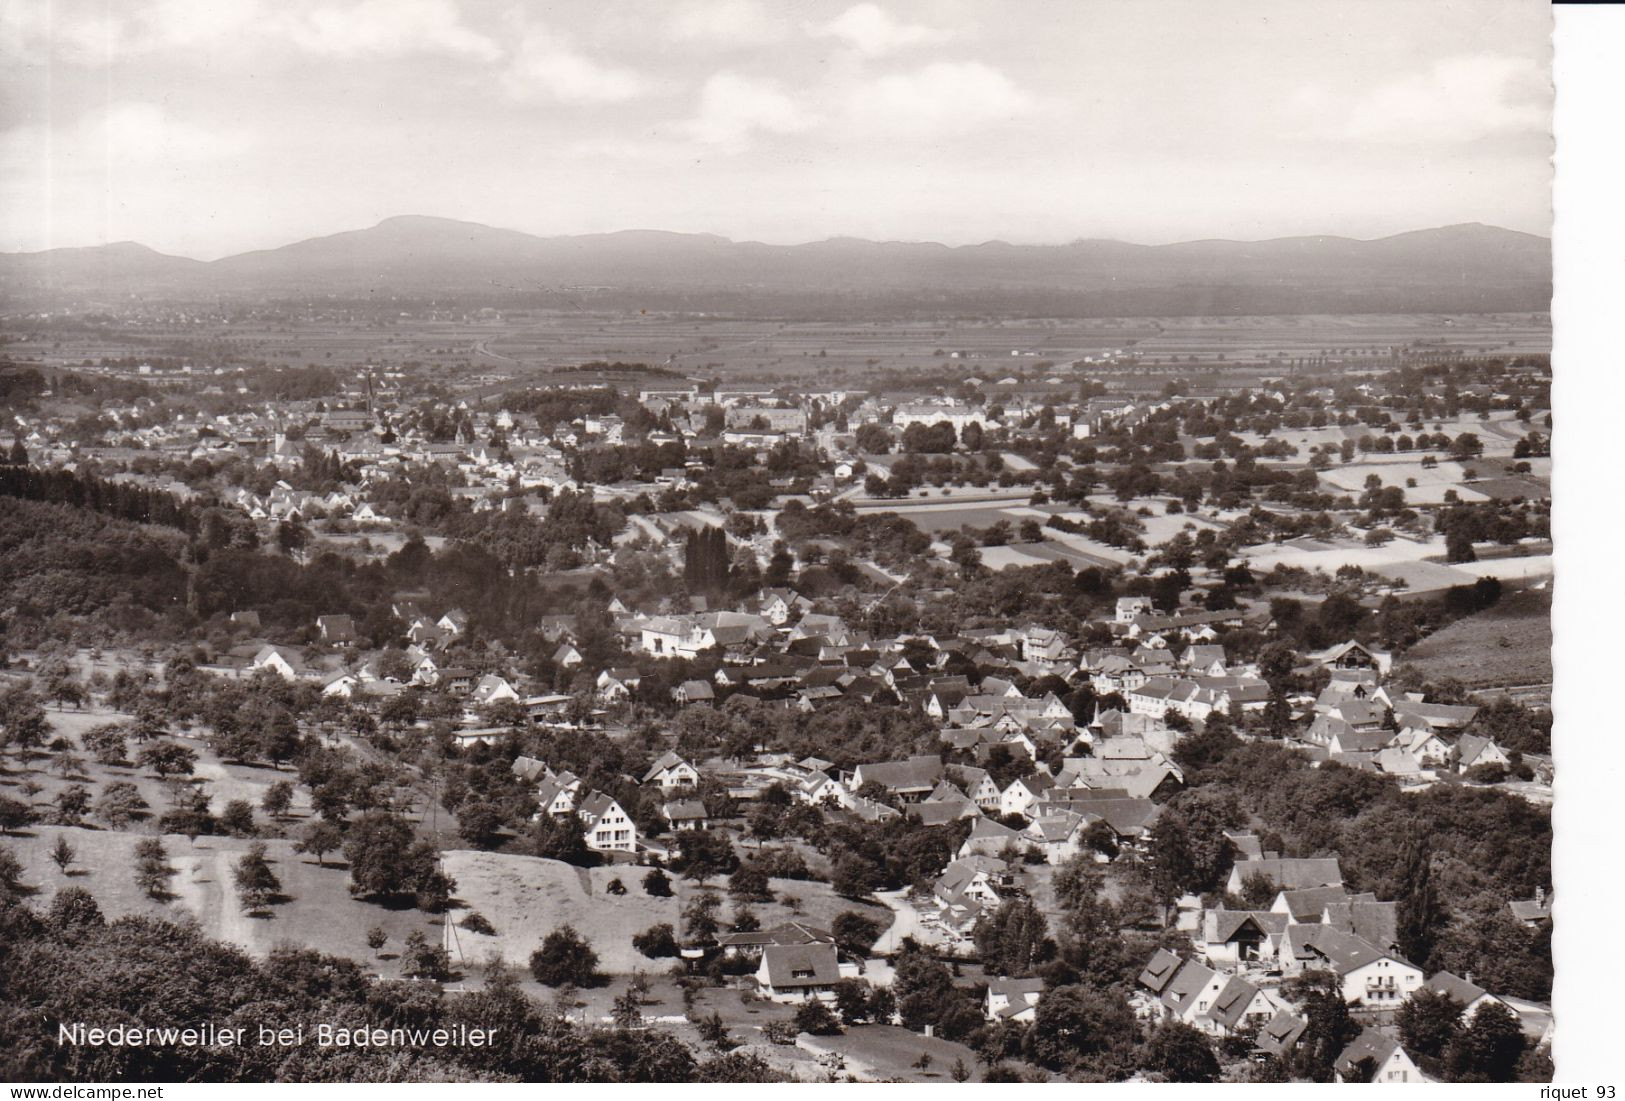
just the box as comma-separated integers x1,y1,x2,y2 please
321,670,361,698
1254,1009,1308,1059
596,667,642,701
1137,950,1275,1037
985,977,1046,1023
933,855,1016,908
1227,856,1343,897
1309,640,1394,678
250,644,308,682
1117,596,1154,623
316,614,358,645
553,643,583,669
578,791,637,853
849,754,943,802
958,815,1027,859
1199,909,1289,967
716,920,834,961
642,751,701,792
468,674,520,708
1455,734,1511,773
674,679,716,705
1508,887,1552,927
755,943,846,1002
532,773,582,818
1424,971,1507,1019
662,799,709,832
1334,1029,1423,1083
1279,925,1423,1005
1000,773,1056,818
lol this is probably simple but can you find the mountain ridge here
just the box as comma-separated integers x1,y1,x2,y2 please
0,216,1551,317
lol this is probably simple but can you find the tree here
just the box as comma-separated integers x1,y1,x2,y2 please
366,925,388,957
531,811,595,867
972,898,1050,977
218,799,256,837
643,867,673,897
137,741,197,779
831,911,883,958
1395,835,1447,971
1283,970,1361,1082
612,986,644,1029
1397,988,1465,1058
1024,983,1138,1076
671,828,738,881
727,862,773,903
0,794,36,834
261,781,294,818
831,852,882,899
54,785,91,825
233,842,282,913
133,837,173,898
1443,1001,1525,1082
292,819,341,868
94,782,148,828
400,929,453,982
48,834,76,875
530,925,600,986
633,922,680,958
1140,1020,1221,1083
794,1000,842,1036
46,886,104,929
457,800,506,850
0,846,22,893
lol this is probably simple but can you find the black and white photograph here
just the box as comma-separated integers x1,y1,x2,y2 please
0,0,1594,1088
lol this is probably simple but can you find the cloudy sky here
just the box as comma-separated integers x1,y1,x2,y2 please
0,0,1551,258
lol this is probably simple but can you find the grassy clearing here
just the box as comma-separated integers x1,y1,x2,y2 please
1401,585,1553,689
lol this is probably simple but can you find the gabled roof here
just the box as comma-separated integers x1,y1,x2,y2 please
1283,924,1413,976
1275,884,1353,921
1324,900,1399,949
1236,856,1343,891
1207,975,1264,1030
760,942,841,988
1160,958,1218,1012
1425,970,1491,1006
1137,948,1184,995
643,750,696,783
1206,909,1289,944
855,754,943,792
1334,1029,1405,1079
1255,1009,1308,1056
512,755,551,783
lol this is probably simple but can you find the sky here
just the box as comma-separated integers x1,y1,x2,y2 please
0,0,1553,258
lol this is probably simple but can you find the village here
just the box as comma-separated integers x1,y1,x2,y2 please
0,345,1554,1083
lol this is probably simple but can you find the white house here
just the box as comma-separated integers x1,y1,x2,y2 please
578,791,637,853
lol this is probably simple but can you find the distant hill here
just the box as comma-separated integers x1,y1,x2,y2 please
0,215,1551,316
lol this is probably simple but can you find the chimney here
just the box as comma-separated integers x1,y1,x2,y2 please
1465,971,1474,986
1535,886,1546,905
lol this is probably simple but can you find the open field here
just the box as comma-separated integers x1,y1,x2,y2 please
440,851,890,974
797,1025,981,1082
0,701,889,978
9,312,1548,388
1401,585,1553,689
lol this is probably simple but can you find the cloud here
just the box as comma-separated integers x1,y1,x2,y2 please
814,3,949,58
1,0,499,64
668,0,785,46
1305,54,1548,144
283,0,499,60
500,30,645,104
1,101,251,251
851,61,1034,135
677,72,813,151
2,102,248,172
